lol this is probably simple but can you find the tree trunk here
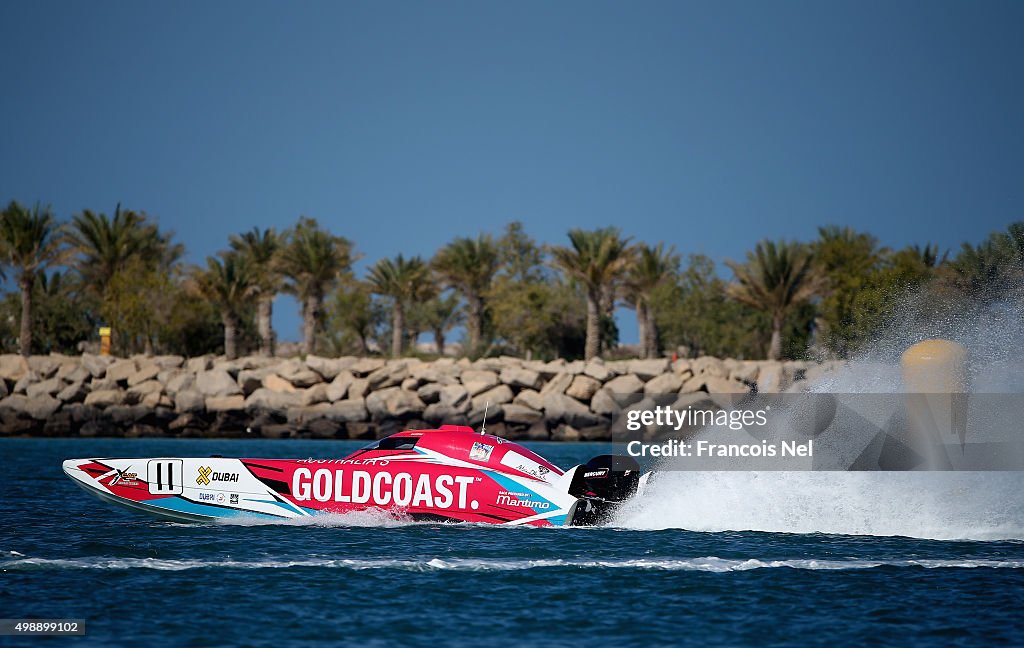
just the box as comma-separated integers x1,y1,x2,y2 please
636,301,649,359
433,328,446,357
391,301,405,358
585,291,600,360
466,293,483,356
645,305,659,359
222,312,238,360
257,295,274,357
768,312,783,361
303,293,320,356
18,274,32,357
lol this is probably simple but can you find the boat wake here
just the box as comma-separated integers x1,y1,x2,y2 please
3,553,1022,572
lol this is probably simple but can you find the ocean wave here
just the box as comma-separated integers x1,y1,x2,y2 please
3,555,1023,572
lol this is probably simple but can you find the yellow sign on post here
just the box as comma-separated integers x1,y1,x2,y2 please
99,327,112,356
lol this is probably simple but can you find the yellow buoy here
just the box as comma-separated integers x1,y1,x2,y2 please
900,339,968,458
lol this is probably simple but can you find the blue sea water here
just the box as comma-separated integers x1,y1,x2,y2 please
2,438,1023,647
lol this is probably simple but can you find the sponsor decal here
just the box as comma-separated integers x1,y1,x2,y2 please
229,494,239,505
495,490,550,510
499,451,553,480
291,468,478,510
110,467,139,486
198,492,216,502
584,469,609,479
197,466,240,485
216,493,225,504
196,466,212,485
469,442,493,462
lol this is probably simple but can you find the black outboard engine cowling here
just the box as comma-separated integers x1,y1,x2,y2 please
567,455,641,526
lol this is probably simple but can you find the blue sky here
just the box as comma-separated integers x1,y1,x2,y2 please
2,1,1022,344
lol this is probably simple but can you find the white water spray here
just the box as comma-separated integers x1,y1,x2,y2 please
615,293,1024,540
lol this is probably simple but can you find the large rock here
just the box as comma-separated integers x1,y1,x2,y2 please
300,384,330,406
28,356,62,379
305,355,350,380
0,355,29,382
583,360,614,382
438,385,471,412
590,389,621,417
513,389,543,411
565,375,601,401
57,381,87,403
26,377,64,399
326,371,355,402
128,363,160,387
604,374,644,397
165,372,195,395
277,362,322,388
539,372,574,396
350,357,386,376
195,369,242,397
541,393,600,428
186,355,214,374
460,370,499,396
84,389,126,408
705,376,750,394
417,382,443,404
367,363,409,390
473,384,514,407
503,403,543,425
366,388,425,419
23,394,61,419
263,373,297,393
13,371,39,394
80,353,112,378
245,388,301,411
127,380,163,398
423,402,470,424
499,367,541,390
628,358,670,380
237,368,270,395
174,389,205,413
206,395,245,412
644,372,684,396
322,398,368,423
106,359,138,384
691,356,727,378
348,378,370,398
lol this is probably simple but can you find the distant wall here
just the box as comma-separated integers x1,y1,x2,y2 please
0,353,842,440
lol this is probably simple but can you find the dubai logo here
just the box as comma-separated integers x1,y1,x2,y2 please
196,466,213,486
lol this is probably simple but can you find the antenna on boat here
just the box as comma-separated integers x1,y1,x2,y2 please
480,401,490,435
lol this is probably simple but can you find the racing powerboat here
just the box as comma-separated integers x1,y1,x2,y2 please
62,425,645,527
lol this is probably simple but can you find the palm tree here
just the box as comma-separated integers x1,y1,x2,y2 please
229,227,281,356
191,253,255,360
277,217,353,355
725,240,820,360
550,227,633,359
367,255,431,357
432,235,499,356
68,204,173,286
416,292,463,357
0,201,69,356
625,243,679,359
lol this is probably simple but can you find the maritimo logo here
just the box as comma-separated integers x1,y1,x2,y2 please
196,466,212,486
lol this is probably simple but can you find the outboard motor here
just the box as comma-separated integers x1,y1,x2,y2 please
566,455,641,526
